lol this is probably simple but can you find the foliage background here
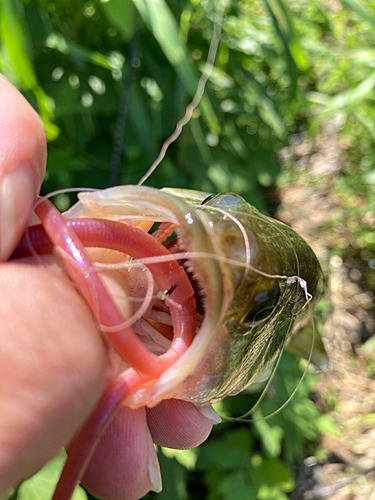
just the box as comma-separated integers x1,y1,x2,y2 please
1,0,375,498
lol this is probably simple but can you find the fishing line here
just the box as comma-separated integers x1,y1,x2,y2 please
94,249,313,297
221,338,287,423
137,0,226,186
28,130,316,424
220,215,317,422
25,194,318,423
38,187,98,199
218,299,316,423
71,206,311,323
23,188,99,261
249,303,316,422
198,204,251,288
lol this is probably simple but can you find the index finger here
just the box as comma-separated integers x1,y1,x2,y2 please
0,75,47,260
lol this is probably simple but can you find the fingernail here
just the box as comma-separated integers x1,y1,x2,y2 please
0,164,36,260
148,460,162,493
196,404,222,424
147,435,162,493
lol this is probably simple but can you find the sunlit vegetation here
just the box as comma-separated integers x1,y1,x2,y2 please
1,0,375,498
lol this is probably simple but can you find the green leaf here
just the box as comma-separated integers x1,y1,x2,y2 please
131,0,219,133
161,447,198,471
196,440,247,470
0,0,36,89
316,415,339,436
157,451,188,500
263,0,299,101
17,453,86,500
354,108,375,141
341,0,375,32
250,455,295,496
128,85,159,158
101,0,137,41
308,71,375,115
217,471,255,500
244,71,288,140
253,412,284,457
132,0,191,85
0,0,59,139
45,33,119,71
197,429,252,471
257,484,289,500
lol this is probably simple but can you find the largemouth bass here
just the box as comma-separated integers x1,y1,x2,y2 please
15,185,325,405
13,184,326,500
77,185,327,400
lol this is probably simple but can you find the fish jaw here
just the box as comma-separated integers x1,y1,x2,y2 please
63,186,324,407
63,186,233,407
154,191,325,404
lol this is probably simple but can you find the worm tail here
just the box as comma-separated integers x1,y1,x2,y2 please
52,371,142,500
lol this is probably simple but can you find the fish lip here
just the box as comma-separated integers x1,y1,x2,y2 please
66,186,325,406
65,186,231,407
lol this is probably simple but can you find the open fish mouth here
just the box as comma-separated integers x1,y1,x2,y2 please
13,185,324,408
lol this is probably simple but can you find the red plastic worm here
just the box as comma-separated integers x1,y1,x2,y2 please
13,199,197,499
52,371,142,500
27,200,197,378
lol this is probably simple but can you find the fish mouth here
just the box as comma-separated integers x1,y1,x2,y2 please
12,185,324,407
67,186,232,406
12,186,232,406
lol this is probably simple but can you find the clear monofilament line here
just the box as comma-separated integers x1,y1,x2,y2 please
221,301,316,423
55,246,156,333
137,1,226,186
94,250,314,309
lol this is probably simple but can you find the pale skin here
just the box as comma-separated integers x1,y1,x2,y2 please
0,76,213,499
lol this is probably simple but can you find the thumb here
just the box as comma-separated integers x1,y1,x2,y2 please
0,75,47,261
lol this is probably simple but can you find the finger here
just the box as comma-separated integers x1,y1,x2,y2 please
146,399,214,449
0,75,47,260
81,400,216,500
82,407,162,500
0,259,110,495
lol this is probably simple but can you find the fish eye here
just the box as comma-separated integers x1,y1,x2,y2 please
201,194,217,205
244,283,280,323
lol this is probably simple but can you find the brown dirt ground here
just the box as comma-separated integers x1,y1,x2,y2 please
276,119,375,499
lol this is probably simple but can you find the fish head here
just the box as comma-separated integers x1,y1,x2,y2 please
154,189,325,404
64,186,325,407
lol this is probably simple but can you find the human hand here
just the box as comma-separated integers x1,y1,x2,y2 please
0,76,215,500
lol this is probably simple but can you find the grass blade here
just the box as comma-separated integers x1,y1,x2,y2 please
131,0,219,132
